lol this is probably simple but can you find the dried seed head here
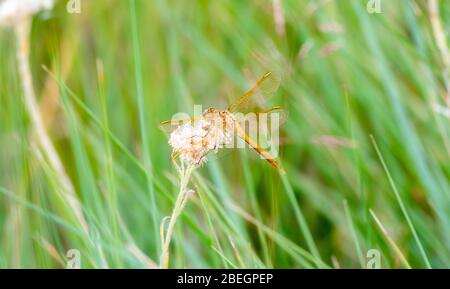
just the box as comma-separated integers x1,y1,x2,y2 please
168,110,235,166
0,0,54,27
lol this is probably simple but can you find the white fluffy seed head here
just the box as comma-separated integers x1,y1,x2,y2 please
168,110,235,166
0,0,55,27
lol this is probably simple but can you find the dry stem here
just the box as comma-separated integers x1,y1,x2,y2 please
160,162,194,268
15,18,87,231
429,0,450,104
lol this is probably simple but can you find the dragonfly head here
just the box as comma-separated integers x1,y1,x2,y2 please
203,107,218,114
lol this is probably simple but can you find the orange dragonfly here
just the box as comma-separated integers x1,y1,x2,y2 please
160,72,287,173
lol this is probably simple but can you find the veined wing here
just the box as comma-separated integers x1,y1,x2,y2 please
234,106,288,136
159,117,198,132
227,72,281,113
234,121,285,173
255,106,288,126
234,106,287,168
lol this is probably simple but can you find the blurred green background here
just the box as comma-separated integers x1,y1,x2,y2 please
0,0,450,268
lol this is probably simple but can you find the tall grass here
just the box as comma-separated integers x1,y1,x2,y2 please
0,0,449,268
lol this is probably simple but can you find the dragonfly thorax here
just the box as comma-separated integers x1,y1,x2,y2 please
201,108,235,150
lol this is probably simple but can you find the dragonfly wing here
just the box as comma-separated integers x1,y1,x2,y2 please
205,147,236,164
227,72,281,113
235,106,288,139
234,122,284,172
159,117,196,132
234,106,287,166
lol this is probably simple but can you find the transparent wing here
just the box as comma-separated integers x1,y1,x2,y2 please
204,147,236,164
235,106,288,139
159,117,196,132
227,72,281,113
234,120,284,172
234,106,287,165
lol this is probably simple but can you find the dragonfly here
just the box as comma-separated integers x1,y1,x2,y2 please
160,72,287,173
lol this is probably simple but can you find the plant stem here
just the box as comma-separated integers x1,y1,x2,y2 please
161,164,194,268
15,18,87,231
429,0,450,103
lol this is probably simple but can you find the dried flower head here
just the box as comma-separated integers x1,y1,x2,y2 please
0,0,54,27
168,109,235,166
